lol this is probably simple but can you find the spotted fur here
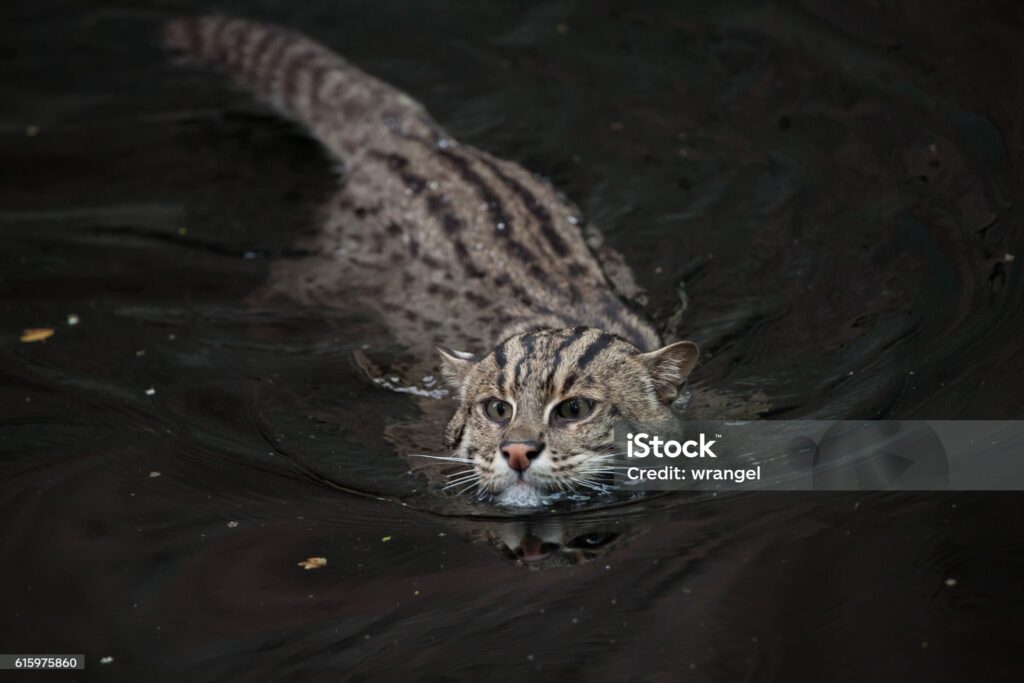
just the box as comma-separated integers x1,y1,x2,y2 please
165,17,700,504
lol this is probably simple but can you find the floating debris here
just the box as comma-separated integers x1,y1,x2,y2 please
25,125,40,137
298,557,327,570
945,577,957,587
178,227,188,236
381,536,392,543
21,328,54,343
226,521,239,528
66,314,80,326
148,471,161,478
1006,253,1016,263
100,656,114,665
145,387,156,396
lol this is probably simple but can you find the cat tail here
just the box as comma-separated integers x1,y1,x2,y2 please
163,15,441,160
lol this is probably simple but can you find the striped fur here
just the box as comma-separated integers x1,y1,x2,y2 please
165,17,700,504
165,16,438,158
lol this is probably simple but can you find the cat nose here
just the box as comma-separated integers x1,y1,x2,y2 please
501,440,542,472
518,535,549,561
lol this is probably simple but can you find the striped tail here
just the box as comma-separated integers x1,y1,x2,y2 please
163,16,441,159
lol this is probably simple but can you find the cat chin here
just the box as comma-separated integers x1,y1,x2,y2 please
495,482,546,508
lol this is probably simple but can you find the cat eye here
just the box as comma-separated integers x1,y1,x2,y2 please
552,397,595,422
483,398,512,422
568,532,619,548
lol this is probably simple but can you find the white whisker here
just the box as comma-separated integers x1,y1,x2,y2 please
443,475,479,490
454,480,481,495
408,454,476,464
572,474,614,493
586,453,627,462
444,477,477,485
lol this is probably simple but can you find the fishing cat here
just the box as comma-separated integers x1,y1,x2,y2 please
165,16,700,506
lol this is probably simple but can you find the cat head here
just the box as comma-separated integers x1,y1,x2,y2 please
438,327,698,506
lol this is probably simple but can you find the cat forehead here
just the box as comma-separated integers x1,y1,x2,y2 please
474,327,637,396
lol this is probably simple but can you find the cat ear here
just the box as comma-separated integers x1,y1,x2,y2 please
638,341,700,403
436,345,479,390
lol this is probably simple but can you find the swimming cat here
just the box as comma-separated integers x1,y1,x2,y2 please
165,16,700,506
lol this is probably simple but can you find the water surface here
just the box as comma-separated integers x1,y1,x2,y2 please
2,0,1023,679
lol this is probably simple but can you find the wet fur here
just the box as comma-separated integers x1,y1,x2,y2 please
165,16,702,504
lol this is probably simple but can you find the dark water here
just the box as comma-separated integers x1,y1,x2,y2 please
3,0,1024,680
